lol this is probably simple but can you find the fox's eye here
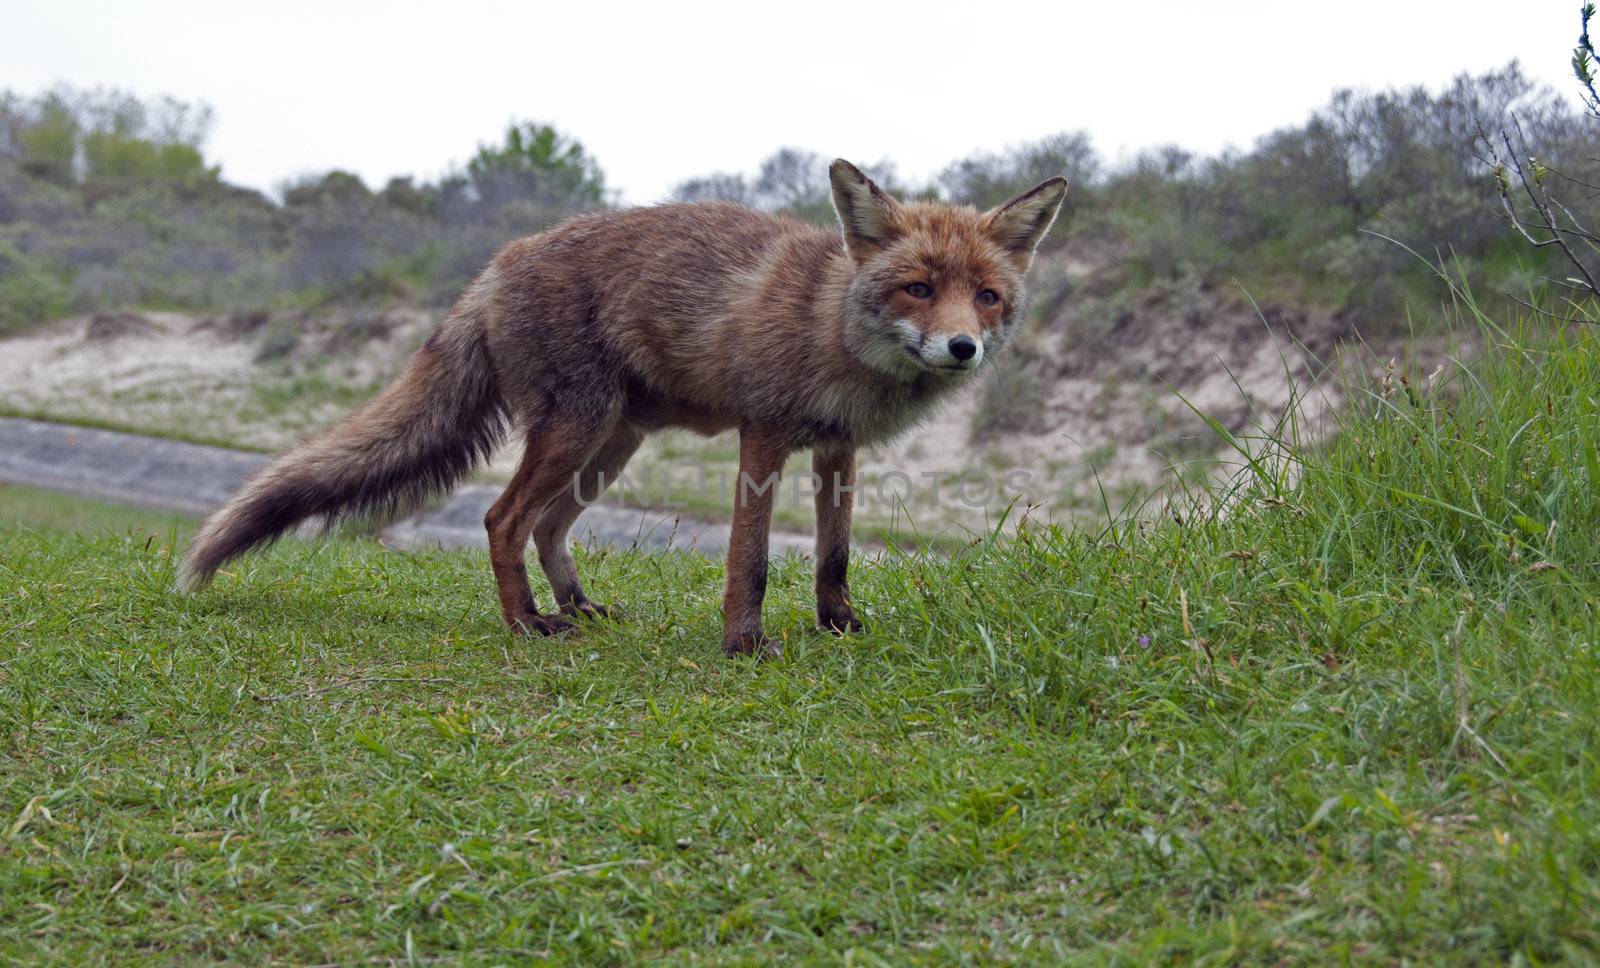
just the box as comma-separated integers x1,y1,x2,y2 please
904,282,933,299
976,289,1000,308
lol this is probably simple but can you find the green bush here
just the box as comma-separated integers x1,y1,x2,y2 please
253,323,300,363
972,353,1050,437
0,240,67,334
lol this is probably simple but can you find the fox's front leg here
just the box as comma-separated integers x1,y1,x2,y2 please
813,446,863,634
722,424,790,657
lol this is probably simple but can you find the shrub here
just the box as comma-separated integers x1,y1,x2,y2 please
253,323,300,363
972,355,1050,437
0,240,67,334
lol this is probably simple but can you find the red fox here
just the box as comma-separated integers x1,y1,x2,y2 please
179,160,1066,656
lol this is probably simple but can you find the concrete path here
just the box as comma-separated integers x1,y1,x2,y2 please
0,417,811,557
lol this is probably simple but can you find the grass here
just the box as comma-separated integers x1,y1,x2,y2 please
2,297,1599,963
0,482,195,536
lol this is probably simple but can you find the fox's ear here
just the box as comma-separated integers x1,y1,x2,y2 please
829,159,900,260
984,177,1068,264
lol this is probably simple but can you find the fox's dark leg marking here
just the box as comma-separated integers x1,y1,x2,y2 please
722,423,789,657
813,446,862,634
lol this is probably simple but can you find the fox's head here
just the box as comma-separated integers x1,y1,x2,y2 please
829,159,1066,382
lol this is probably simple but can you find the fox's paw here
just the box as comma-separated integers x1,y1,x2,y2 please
818,603,864,635
506,611,575,636
722,631,782,660
562,600,622,621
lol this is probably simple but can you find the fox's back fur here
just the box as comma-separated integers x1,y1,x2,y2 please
480,200,1024,448
180,160,1066,655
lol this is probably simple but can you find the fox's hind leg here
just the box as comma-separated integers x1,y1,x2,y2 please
485,412,614,635
532,423,644,619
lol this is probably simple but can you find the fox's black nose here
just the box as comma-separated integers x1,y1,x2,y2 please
948,335,978,361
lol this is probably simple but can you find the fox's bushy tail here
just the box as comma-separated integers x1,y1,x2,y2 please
178,302,505,590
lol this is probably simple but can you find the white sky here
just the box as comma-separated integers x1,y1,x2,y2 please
0,0,1582,203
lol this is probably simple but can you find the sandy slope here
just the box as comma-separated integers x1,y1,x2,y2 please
0,263,1451,535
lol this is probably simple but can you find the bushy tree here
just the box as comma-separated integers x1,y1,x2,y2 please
278,171,432,296
671,149,903,227
467,121,606,208
938,131,1097,226
3,92,79,184
673,171,753,206
0,238,68,333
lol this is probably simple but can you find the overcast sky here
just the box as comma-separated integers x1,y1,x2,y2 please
1,1,1582,203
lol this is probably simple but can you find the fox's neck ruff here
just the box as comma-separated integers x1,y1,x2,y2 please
776,251,977,447
828,363,970,447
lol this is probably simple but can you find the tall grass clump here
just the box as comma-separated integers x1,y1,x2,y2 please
868,278,1600,733
1301,307,1596,587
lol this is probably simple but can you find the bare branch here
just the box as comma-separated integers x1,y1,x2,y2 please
1485,120,1600,296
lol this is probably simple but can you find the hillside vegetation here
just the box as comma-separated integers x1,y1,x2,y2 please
3,295,1597,962
1,65,1588,339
